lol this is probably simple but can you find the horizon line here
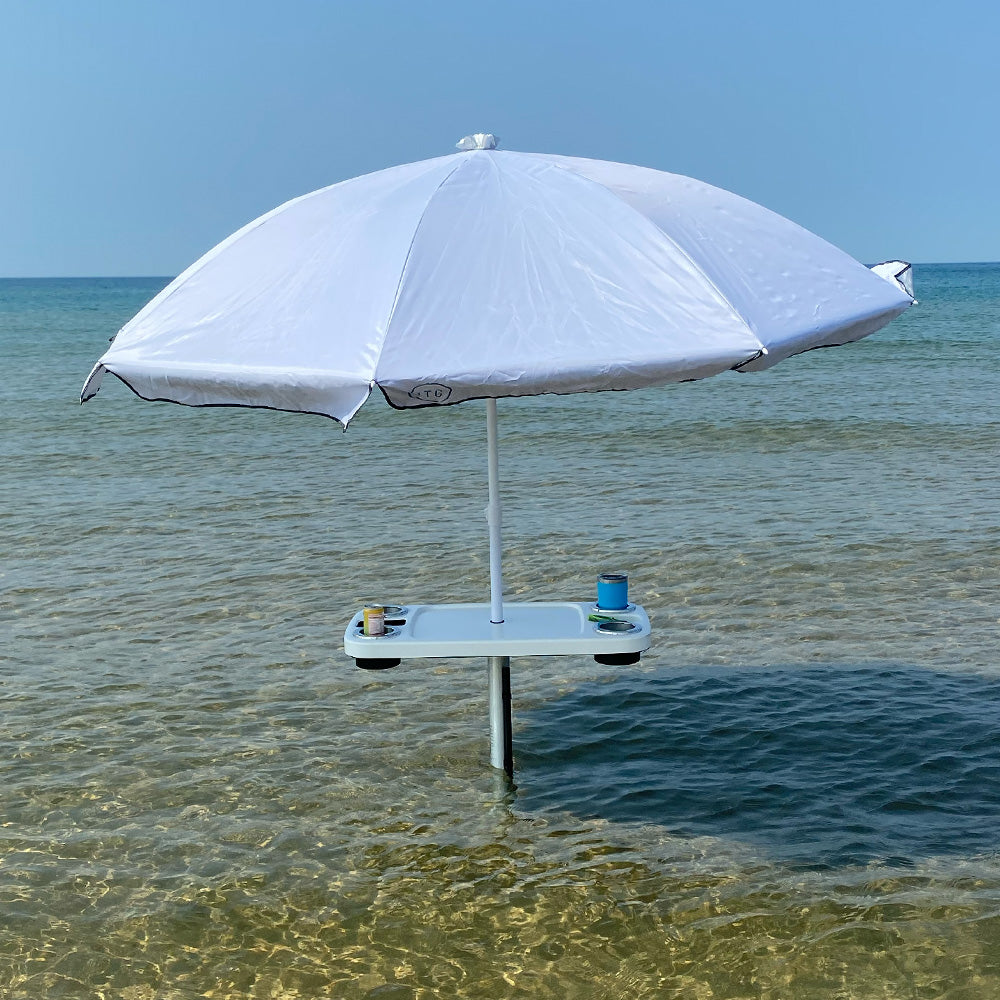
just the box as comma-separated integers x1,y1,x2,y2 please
1,260,998,281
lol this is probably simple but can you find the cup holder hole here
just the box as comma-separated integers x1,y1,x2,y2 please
597,620,637,632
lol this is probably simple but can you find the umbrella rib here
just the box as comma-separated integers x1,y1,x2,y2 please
513,151,766,355
111,180,359,346
373,156,470,382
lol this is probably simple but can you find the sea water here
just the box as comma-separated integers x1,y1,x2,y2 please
1,265,999,998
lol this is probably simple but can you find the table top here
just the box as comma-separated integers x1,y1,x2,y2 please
343,601,651,659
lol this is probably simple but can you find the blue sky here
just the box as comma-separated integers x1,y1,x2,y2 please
2,0,996,276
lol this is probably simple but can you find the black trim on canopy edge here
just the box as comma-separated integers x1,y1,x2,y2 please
89,369,355,431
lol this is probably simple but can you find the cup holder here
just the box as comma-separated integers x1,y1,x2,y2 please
597,620,637,633
354,625,398,638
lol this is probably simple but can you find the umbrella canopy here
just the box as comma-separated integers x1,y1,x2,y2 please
81,134,913,426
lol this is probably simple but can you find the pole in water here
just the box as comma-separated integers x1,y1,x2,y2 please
488,656,513,777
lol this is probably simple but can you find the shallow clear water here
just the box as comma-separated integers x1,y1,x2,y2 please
1,266,999,997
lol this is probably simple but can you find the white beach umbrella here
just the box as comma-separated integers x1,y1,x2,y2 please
83,134,912,424
82,134,913,766
82,134,912,611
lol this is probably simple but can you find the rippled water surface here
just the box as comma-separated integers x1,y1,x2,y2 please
2,266,1000,997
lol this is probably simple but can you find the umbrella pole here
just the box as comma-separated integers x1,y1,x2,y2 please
485,398,513,777
488,656,513,775
486,397,504,624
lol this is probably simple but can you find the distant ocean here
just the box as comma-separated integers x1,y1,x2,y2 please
2,264,999,998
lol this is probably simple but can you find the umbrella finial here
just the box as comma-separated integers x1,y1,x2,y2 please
456,133,498,151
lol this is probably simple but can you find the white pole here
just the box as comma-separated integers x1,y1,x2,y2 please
486,397,504,624
488,656,513,775
485,399,513,777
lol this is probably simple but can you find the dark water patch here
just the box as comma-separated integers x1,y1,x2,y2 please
516,665,1000,868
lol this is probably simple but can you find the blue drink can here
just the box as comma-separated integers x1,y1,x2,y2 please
597,572,629,610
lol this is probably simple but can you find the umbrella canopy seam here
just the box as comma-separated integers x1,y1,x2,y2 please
512,150,766,352
374,155,468,377
107,177,370,346
733,300,911,372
